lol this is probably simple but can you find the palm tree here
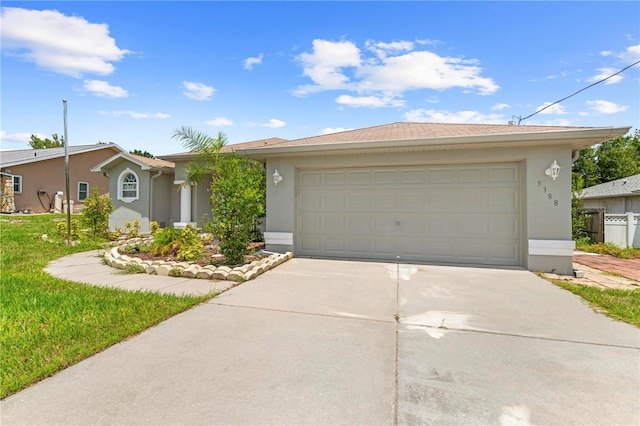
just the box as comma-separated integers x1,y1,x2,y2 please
171,126,229,185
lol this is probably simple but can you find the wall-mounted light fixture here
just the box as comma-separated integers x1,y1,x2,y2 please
545,160,561,181
273,169,283,186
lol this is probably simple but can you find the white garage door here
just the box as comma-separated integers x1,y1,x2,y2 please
297,163,521,266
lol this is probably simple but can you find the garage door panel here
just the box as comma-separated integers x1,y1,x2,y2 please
348,171,370,185
488,190,519,211
297,163,521,265
300,172,322,187
489,166,518,183
324,171,345,185
458,168,485,183
373,170,397,185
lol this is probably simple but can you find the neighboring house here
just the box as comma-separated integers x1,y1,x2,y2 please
579,174,640,248
0,144,124,213
91,152,175,233
580,174,640,214
233,122,630,275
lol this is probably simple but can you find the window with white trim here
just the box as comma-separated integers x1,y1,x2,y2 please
78,182,89,201
117,169,139,203
12,175,22,194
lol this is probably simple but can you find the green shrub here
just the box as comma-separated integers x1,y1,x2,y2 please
125,220,141,239
150,227,181,257
82,186,114,237
56,220,80,240
177,225,204,262
576,242,640,259
169,268,182,277
150,221,160,236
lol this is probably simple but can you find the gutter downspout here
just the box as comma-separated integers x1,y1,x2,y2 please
149,169,162,228
571,150,580,164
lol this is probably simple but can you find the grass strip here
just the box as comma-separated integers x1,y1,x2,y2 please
551,280,640,328
0,215,211,398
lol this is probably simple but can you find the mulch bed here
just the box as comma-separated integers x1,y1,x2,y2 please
124,241,266,267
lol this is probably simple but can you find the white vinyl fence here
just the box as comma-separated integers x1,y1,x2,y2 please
604,212,640,248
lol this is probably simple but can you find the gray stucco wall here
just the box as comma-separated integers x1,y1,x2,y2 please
264,143,576,274
108,162,152,233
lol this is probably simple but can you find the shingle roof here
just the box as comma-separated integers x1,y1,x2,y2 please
581,174,640,199
127,153,174,169
0,144,123,168
160,137,289,160
270,122,592,147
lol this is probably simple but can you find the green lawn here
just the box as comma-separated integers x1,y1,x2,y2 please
551,280,640,328
0,214,211,398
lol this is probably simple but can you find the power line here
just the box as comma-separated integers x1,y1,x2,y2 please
514,60,640,125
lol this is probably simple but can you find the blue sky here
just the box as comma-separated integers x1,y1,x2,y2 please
1,1,639,155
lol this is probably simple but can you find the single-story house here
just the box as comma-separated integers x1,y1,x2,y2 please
98,122,630,274
580,173,640,214
0,144,124,213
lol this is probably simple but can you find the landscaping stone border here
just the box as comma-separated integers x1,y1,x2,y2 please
103,237,293,282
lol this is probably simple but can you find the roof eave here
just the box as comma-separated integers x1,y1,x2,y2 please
236,126,631,160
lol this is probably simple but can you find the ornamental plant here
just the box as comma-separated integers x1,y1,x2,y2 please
81,186,114,237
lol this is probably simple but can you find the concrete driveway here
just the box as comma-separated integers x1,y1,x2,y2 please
2,259,639,425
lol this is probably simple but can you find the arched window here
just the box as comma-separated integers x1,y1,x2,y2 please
118,169,139,203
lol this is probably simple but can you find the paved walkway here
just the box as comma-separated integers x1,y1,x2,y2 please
44,249,237,296
573,253,640,282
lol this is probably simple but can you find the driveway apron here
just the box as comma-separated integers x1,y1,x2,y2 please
2,259,639,425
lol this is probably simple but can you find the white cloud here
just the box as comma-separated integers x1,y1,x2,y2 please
492,103,510,111
244,53,264,70
205,117,234,126
588,68,623,85
586,100,628,114
82,80,128,98
182,81,215,101
619,44,640,63
365,40,414,59
0,130,43,144
294,38,499,105
335,95,405,108
405,109,505,124
600,51,613,57
294,39,362,95
535,102,567,115
99,110,170,119
320,127,351,135
260,119,286,128
0,7,130,77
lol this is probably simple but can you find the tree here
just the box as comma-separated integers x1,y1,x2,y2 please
171,127,266,265
129,149,155,159
572,129,640,187
28,133,64,149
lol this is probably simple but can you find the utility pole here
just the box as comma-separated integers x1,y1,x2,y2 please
63,99,71,245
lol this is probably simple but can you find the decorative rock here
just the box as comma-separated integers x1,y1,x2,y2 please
103,239,292,282
211,269,229,280
156,265,172,276
196,269,214,279
181,265,200,278
227,270,245,282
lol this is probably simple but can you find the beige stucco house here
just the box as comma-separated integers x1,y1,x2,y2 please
0,144,123,213
233,122,630,275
